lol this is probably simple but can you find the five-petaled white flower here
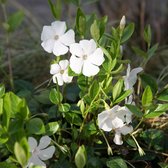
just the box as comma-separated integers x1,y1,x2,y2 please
98,105,133,145
50,60,73,86
124,64,143,91
27,135,55,168
41,21,75,56
69,39,105,77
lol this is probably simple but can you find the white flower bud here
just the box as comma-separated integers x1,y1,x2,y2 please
120,15,126,30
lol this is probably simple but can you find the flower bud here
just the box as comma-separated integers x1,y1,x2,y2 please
120,15,126,30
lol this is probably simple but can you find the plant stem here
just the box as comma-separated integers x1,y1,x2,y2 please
1,3,14,90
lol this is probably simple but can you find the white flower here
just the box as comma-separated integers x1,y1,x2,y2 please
98,105,133,145
41,21,75,56
124,64,143,91
50,60,73,86
27,136,55,168
69,39,105,77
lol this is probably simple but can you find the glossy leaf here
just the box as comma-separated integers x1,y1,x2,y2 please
142,86,153,107
26,118,45,135
90,20,100,41
126,104,143,118
112,79,123,101
49,88,63,104
121,23,134,43
75,145,87,168
46,121,59,136
106,157,127,168
14,142,27,167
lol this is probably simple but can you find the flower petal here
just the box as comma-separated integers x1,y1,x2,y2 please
28,137,37,152
37,136,51,150
70,55,83,74
129,67,143,86
38,146,55,161
53,74,64,86
119,125,133,135
113,132,123,145
41,39,55,53
98,111,113,132
82,61,99,77
53,41,69,56
112,117,124,128
59,60,69,70
50,63,60,75
80,39,97,55
51,21,66,36
88,48,104,66
28,155,46,168
41,26,55,41
62,70,73,83
70,43,84,57
60,29,75,46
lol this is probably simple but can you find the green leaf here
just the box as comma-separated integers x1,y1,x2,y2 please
143,25,152,47
142,85,153,107
126,104,143,118
99,15,108,37
0,98,3,115
65,112,82,126
90,20,100,41
121,23,134,43
132,46,147,58
157,88,168,102
7,11,24,32
111,64,124,74
140,73,158,94
0,162,17,168
34,89,51,105
75,145,87,168
106,157,127,168
46,121,59,136
49,88,63,104
14,142,27,167
112,79,123,101
3,92,29,128
0,84,5,98
26,118,45,135
68,66,79,76
101,47,112,60
158,162,168,168
147,43,158,59
144,104,168,118
102,58,117,73
89,81,100,100
48,0,62,19
114,89,132,104
76,8,86,36
59,103,70,112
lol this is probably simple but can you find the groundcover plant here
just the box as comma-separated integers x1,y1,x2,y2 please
0,1,168,168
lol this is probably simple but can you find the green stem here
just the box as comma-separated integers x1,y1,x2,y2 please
1,3,14,90
100,130,113,155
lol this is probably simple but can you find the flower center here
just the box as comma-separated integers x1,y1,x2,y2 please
60,70,64,74
54,35,59,40
83,54,88,60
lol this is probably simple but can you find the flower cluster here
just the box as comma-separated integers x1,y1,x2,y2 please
98,64,142,145
41,21,105,85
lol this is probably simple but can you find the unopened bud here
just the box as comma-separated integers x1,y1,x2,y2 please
120,15,126,30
